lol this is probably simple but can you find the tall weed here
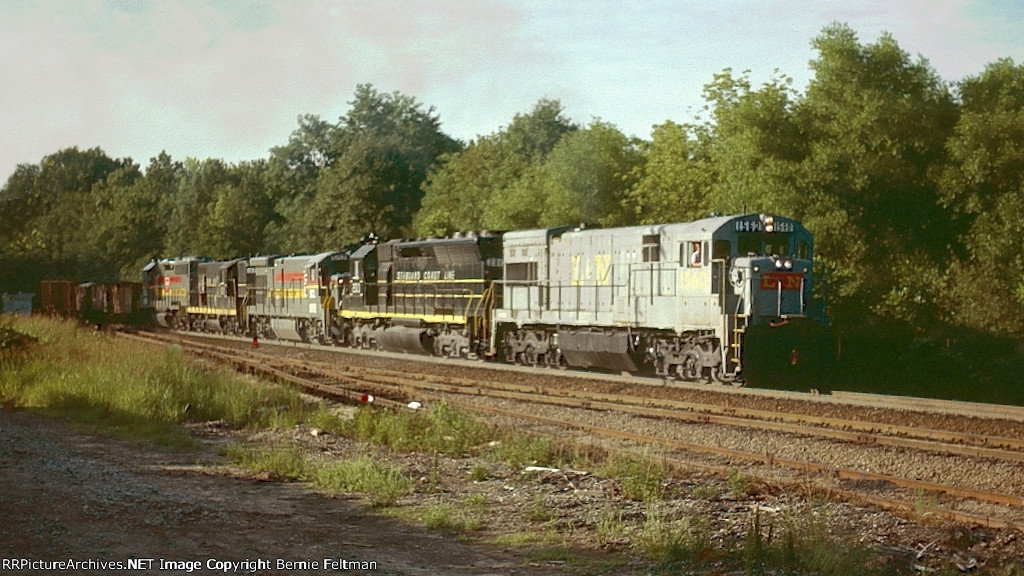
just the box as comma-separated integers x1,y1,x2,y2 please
0,317,306,444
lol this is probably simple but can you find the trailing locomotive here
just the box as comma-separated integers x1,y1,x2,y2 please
246,252,347,344
141,213,831,389
336,232,502,357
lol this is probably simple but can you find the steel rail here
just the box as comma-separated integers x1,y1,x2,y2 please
339,363,1024,455
122,330,1024,530
125,330,1024,465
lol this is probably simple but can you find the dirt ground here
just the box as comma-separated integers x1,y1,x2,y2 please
0,408,603,576
5,399,1024,576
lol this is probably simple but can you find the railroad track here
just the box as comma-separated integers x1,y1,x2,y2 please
121,329,1024,531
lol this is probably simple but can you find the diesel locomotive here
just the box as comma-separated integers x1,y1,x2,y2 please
142,213,832,388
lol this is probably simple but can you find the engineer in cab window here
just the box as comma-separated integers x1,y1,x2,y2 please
690,242,702,267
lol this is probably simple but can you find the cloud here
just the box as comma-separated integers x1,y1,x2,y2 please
1,1,539,175
2,0,1023,181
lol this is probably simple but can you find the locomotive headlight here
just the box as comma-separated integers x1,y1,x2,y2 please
784,260,793,270
760,213,776,233
775,259,784,269
753,265,760,272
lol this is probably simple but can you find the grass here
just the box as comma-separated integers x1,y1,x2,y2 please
223,444,413,507
406,494,489,531
311,455,413,507
342,399,495,455
728,466,759,497
594,505,628,546
599,453,666,502
10,316,1024,575
634,507,715,568
736,507,884,576
0,316,36,353
222,443,309,480
0,317,307,445
314,397,585,472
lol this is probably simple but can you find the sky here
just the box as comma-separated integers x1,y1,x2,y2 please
2,0,1023,182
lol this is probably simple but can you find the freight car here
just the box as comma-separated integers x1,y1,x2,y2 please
40,280,77,316
38,279,144,327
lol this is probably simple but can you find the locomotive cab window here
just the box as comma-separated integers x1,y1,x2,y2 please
681,241,706,267
738,234,760,256
738,233,792,256
506,262,538,282
797,241,809,260
713,240,731,266
642,234,660,263
764,235,791,257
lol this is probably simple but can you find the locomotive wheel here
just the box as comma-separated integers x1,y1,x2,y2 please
677,354,700,381
520,344,538,366
546,348,567,370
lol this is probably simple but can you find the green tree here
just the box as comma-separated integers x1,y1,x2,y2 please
414,139,503,236
163,158,229,257
940,58,1024,335
90,162,148,280
626,120,714,225
295,85,460,250
700,69,806,216
161,157,275,259
264,114,337,253
0,147,133,286
487,120,641,229
0,163,43,291
416,98,577,236
799,24,957,321
207,160,274,258
34,147,132,267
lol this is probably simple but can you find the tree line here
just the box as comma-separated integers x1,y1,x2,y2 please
3,23,1023,353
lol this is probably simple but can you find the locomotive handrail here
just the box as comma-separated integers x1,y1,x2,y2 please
496,278,629,320
777,278,783,316
800,276,805,312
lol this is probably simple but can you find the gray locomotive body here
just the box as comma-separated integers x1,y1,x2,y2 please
246,252,347,344
143,257,202,330
143,257,246,333
494,214,828,385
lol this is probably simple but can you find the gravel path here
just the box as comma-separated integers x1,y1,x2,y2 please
0,409,574,576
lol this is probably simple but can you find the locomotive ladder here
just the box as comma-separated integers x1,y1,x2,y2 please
717,258,746,373
470,282,496,349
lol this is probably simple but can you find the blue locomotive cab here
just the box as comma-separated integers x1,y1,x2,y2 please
724,214,815,325
721,214,832,389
